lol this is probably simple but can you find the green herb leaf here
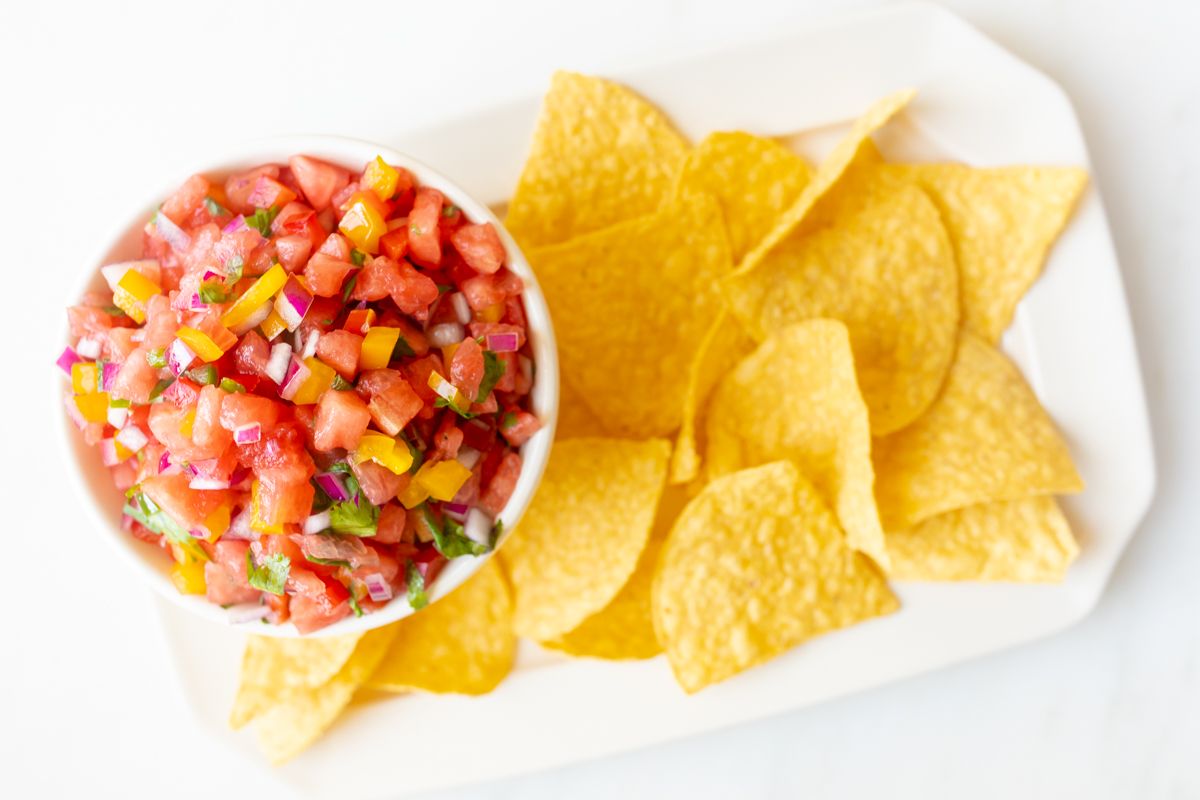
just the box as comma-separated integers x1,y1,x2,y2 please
219,377,246,394
186,364,218,385
477,351,506,402
149,378,175,401
329,494,379,537
341,274,358,304
500,411,518,429
304,553,351,569
101,305,126,317
422,504,488,558
490,519,505,548
331,373,353,391
198,282,229,304
327,461,353,475
146,348,167,369
245,205,280,237
348,593,364,617
406,561,429,610
123,491,207,562
224,256,244,284
350,249,366,266
392,336,415,359
400,435,423,475
109,398,132,409
441,204,460,219
203,196,230,217
436,283,454,294
434,396,476,420
245,550,290,595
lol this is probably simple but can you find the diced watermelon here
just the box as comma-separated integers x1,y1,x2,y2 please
238,423,316,484
288,155,351,212
160,174,211,226
460,272,506,311
349,458,405,506
366,374,423,436
219,392,282,431
479,451,521,517
304,253,356,297
449,336,485,400
257,473,315,526
109,347,159,404
275,234,313,272
374,502,411,544
315,330,362,380
205,540,260,605
224,165,280,215
192,385,233,455
451,222,505,274
141,472,232,533
313,389,370,451
233,330,271,378
408,187,443,265
500,409,541,447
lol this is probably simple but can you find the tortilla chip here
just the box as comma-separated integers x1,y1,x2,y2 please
874,333,1084,531
229,632,363,730
366,561,515,694
556,380,607,440
505,71,689,249
887,496,1078,582
653,461,897,693
721,177,958,434
501,438,671,641
544,482,690,659
253,626,397,764
888,163,1087,342
672,131,813,262
532,193,733,438
704,319,887,569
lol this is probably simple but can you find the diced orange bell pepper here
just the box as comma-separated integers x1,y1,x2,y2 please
74,392,110,423
220,263,288,331
338,192,388,254
398,477,431,509
199,503,231,543
343,308,376,335
478,302,505,323
362,156,400,202
360,326,401,370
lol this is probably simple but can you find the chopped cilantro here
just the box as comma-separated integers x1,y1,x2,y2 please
123,491,206,562
198,282,229,304
434,396,476,420
244,205,280,237
304,553,351,569
406,561,429,609
422,504,489,558
341,274,358,304
391,336,415,359
328,472,379,537
186,364,218,385
146,348,167,369
203,196,229,217
327,461,353,475
245,550,289,595
149,378,175,401
100,305,126,317
400,435,424,475
436,283,454,294
441,204,459,219
477,351,505,402
500,411,518,429
224,256,244,283
109,398,131,409
219,377,246,394
348,593,364,617
490,519,505,547
331,374,353,391
350,249,366,266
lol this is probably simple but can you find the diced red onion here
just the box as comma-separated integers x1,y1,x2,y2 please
106,405,129,429
225,505,256,540
456,446,482,471
165,337,196,376
115,424,148,453
202,268,223,282
190,476,232,490
279,356,310,401
158,452,172,473
428,322,465,348
63,393,87,430
274,277,313,332
363,573,393,602
265,342,293,384
189,527,207,538
76,337,102,359
230,466,251,487
155,212,192,254
442,502,470,522
303,510,332,535
464,507,493,546
189,292,205,310
99,439,126,466
121,513,136,532
486,332,519,353
226,603,271,624
184,462,199,478
56,346,82,375
448,292,471,325
314,472,350,502
222,215,247,234
300,329,320,360
233,422,261,444
100,361,121,391
162,379,191,405
229,299,273,336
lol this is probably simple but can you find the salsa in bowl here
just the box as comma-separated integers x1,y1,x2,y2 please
57,137,558,636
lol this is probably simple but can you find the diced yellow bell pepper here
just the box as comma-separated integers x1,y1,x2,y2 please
112,438,133,462
71,362,99,394
176,325,228,362
360,326,401,370
427,370,468,409
355,432,414,476
75,392,109,423
478,302,505,323
180,409,196,439
199,504,231,543
398,477,431,509
113,270,162,324
250,480,285,534
414,459,472,502
220,263,288,331
290,357,337,405
170,557,207,595
362,156,400,201
338,191,388,254
441,342,460,366
260,309,288,340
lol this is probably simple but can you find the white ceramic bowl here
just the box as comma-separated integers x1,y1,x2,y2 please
57,135,558,637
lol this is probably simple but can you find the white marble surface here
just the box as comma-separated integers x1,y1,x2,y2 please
2,0,1196,797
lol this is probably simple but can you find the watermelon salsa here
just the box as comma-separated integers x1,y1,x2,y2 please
58,154,541,633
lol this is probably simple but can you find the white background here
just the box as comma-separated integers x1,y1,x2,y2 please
2,0,1196,797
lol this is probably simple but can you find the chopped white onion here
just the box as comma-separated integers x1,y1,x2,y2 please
231,300,273,337
464,508,493,546
76,337,102,359
115,424,148,453
428,322,465,348
190,476,232,490
456,446,481,470
106,405,129,429
303,510,332,535
224,506,256,540
448,292,471,325
301,329,321,360
266,342,293,384
226,603,271,624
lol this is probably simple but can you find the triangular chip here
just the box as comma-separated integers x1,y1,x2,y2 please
366,561,515,694
886,496,1078,582
230,632,363,729
555,380,607,440
672,131,813,262
887,163,1087,342
874,333,1084,531
721,177,958,434
531,193,732,437
653,461,897,693
252,626,397,764
501,438,670,641
704,320,887,569
505,71,689,249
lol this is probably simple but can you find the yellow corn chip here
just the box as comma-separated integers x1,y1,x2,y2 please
505,71,689,249
887,496,1078,582
556,380,607,440
366,561,515,694
532,193,733,438
501,438,671,641
721,178,958,434
253,626,397,764
704,319,887,569
229,632,363,730
544,482,690,659
874,333,1084,531
887,162,1087,342
672,131,813,262
653,461,897,693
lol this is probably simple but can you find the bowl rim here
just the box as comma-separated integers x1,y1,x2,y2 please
56,134,559,638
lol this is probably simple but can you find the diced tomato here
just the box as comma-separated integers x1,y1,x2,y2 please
460,272,506,311
448,336,484,400
315,330,362,380
109,347,159,404
451,222,505,274
407,187,444,265
349,458,405,506
288,155,352,212
313,389,370,451
479,450,521,517
224,165,280,215
205,539,261,606
275,234,313,272
219,392,282,431
304,253,356,297
374,502,411,545
160,174,211,226
500,409,541,447
233,330,272,378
